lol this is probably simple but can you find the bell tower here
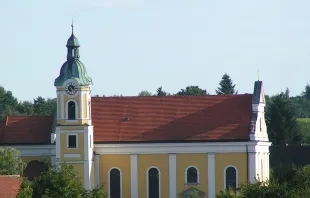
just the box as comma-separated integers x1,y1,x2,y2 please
54,22,94,189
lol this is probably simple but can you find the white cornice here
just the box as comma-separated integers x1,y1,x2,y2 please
94,141,272,154
0,145,56,157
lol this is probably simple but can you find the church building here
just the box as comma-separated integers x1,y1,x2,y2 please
0,25,271,198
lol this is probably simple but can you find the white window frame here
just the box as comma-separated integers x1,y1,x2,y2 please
108,167,122,198
67,133,78,149
224,165,238,190
66,99,78,120
185,165,200,184
146,166,161,198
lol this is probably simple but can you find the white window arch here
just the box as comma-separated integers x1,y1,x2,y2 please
185,166,200,184
146,166,161,198
224,165,238,191
66,100,78,120
108,167,122,198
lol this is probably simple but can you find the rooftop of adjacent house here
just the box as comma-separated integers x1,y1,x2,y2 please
0,175,21,198
0,94,255,144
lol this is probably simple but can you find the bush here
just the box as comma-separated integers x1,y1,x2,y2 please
217,165,310,198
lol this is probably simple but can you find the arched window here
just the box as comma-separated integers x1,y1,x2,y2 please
185,166,199,184
68,101,76,120
147,167,160,198
225,166,237,191
109,168,122,198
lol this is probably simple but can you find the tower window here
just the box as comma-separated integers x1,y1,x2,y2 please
68,101,76,120
68,135,77,148
72,49,75,57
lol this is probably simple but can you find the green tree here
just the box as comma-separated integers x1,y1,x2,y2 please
302,84,310,100
17,178,33,198
31,163,106,198
216,73,237,95
176,86,208,96
138,90,152,96
16,101,34,116
0,147,26,175
156,86,169,96
0,89,20,120
266,94,303,145
33,97,57,116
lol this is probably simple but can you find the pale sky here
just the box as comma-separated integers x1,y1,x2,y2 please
0,0,309,101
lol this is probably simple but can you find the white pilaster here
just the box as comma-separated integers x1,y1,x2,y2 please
266,153,270,180
84,126,93,190
51,155,56,166
130,154,138,198
79,91,83,119
60,93,64,119
208,153,215,198
248,152,257,183
169,154,176,198
94,154,100,187
55,127,60,165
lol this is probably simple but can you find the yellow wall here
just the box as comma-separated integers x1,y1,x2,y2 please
22,156,50,164
100,154,131,198
57,96,60,118
57,119,90,125
176,154,208,195
60,133,84,161
71,163,84,184
215,153,247,194
138,154,169,198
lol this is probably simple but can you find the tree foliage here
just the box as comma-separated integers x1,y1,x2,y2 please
0,86,56,121
31,163,106,198
0,147,26,175
176,86,208,96
17,178,33,198
156,86,169,96
216,73,237,95
138,90,153,96
217,165,310,198
266,93,304,145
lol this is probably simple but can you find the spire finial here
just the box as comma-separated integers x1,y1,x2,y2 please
71,19,74,34
257,69,260,81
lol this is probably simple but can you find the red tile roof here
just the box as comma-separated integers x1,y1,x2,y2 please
92,94,253,142
0,175,22,198
0,94,253,144
0,116,53,144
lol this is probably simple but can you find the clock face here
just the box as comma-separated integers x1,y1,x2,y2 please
65,82,78,95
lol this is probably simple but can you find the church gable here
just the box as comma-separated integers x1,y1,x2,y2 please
179,187,206,198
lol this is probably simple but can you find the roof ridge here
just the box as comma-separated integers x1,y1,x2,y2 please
92,94,253,99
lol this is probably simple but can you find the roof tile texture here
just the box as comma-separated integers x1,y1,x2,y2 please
0,95,253,144
0,116,53,144
0,176,21,198
92,95,252,142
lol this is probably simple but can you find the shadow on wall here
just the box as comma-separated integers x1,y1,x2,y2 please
23,160,47,181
